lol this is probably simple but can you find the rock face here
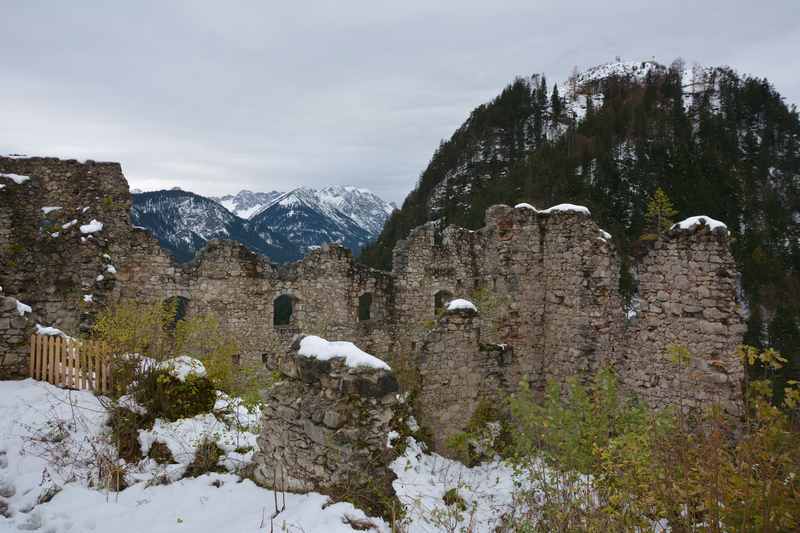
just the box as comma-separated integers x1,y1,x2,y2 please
253,336,399,508
0,156,747,455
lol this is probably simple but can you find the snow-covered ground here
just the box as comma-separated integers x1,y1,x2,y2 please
0,379,520,532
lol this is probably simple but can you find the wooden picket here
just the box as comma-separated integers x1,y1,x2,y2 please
29,334,112,393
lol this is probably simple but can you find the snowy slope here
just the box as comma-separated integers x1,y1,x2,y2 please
213,186,396,232
210,190,283,220
0,379,523,532
315,186,396,235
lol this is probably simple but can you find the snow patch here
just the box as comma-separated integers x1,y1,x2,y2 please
15,300,32,316
514,202,536,210
539,203,591,215
62,219,77,229
106,264,117,274
0,172,31,184
35,324,71,338
447,298,478,312
80,219,104,234
83,294,93,303
298,335,390,370
41,206,62,214
391,438,520,532
671,215,728,233
156,355,207,382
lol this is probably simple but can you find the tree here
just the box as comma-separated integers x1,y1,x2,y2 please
551,83,562,121
644,187,678,235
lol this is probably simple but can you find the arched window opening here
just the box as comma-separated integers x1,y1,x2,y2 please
434,289,453,315
273,294,295,326
358,293,373,322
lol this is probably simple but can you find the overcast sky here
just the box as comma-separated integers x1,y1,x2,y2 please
2,1,799,202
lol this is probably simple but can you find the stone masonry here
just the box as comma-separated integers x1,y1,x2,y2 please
414,305,513,451
253,336,399,508
0,156,747,454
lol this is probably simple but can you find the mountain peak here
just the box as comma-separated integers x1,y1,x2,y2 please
135,185,395,264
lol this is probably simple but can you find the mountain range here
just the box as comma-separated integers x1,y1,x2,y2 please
131,186,396,263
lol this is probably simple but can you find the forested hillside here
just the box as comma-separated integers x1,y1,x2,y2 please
360,60,800,390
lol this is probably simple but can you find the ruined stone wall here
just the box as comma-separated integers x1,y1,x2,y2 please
414,306,513,451
621,225,746,416
0,157,131,377
253,336,399,510
112,235,396,373
0,156,746,440
392,205,624,395
0,294,33,376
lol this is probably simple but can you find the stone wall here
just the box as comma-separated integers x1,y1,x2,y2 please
414,305,513,451
621,224,747,416
253,336,399,512
0,157,131,377
0,293,33,377
0,156,747,447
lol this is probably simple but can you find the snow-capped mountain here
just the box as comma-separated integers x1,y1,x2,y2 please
210,190,283,219
131,186,395,263
314,186,397,235
131,190,295,263
248,187,377,258
213,186,396,231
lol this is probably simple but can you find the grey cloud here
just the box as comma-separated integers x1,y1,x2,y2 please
2,0,798,202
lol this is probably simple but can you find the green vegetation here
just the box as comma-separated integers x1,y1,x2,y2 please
644,187,678,237
445,398,512,466
185,438,224,477
90,301,263,461
504,348,800,532
90,300,261,404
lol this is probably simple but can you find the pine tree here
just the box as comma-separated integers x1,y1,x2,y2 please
551,83,562,121
644,187,679,235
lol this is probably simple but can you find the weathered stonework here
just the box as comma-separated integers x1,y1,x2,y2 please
0,294,32,377
1,157,747,455
621,224,746,416
414,305,513,451
0,157,130,377
253,336,399,509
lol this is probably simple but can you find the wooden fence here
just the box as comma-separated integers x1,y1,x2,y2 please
29,334,112,393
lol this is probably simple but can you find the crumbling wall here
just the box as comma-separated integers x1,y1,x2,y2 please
253,336,399,510
393,205,624,396
0,156,747,433
414,305,513,451
621,224,746,415
0,294,34,376
0,157,131,377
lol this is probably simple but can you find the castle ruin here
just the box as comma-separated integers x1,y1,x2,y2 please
0,157,747,452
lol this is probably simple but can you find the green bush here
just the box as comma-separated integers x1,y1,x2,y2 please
445,398,512,465
91,301,263,408
108,406,146,463
134,370,216,421
185,439,224,477
506,351,800,532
